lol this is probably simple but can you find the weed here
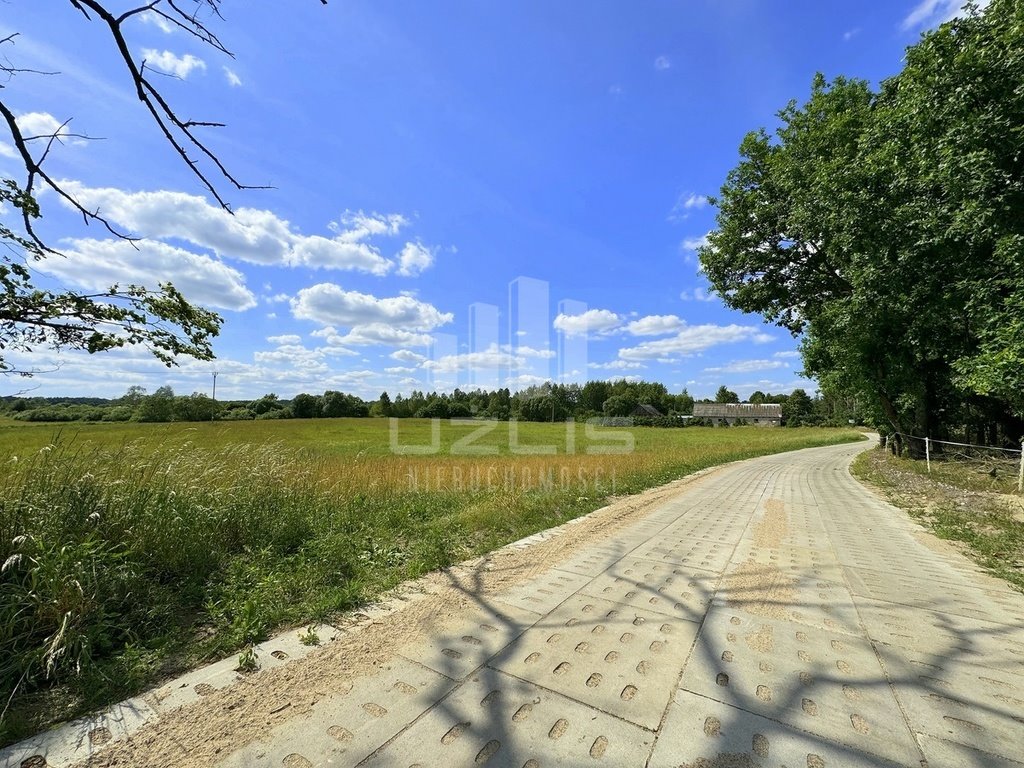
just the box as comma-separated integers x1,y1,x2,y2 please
236,645,259,673
297,626,320,646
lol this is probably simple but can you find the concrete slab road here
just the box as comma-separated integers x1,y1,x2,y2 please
7,438,1024,767
215,439,1024,768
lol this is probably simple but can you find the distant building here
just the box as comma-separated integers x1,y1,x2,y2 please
631,403,663,418
692,402,782,426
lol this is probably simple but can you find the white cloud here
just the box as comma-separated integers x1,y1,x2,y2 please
843,28,862,41
396,241,435,276
291,283,452,330
223,66,242,87
503,344,556,359
333,210,408,240
588,360,646,371
773,350,801,359
253,344,329,374
703,359,786,374
334,325,433,348
45,238,256,311
901,0,990,30
669,193,708,221
289,235,393,275
654,55,671,71
553,308,621,337
139,11,174,33
59,184,407,275
390,349,427,364
141,49,207,78
618,324,773,361
16,112,86,145
384,366,416,374
681,233,710,252
267,334,302,346
424,345,523,374
506,373,550,389
679,287,717,302
625,314,685,336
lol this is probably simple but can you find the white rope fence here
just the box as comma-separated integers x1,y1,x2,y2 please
887,432,1024,491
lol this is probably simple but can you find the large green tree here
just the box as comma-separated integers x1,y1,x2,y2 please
701,0,1024,444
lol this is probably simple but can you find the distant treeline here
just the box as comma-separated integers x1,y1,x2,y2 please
0,381,859,428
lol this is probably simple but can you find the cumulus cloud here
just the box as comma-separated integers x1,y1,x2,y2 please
703,359,786,374
553,308,621,337
332,324,434,348
58,184,426,276
588,360,645,370
267,334,302,346
333,210,408,241
773,350,801,359
291,283,452,329
16,112,87,145
625,314,685,336
618,324,773,361
424,344,523,374
390,349,427,364
901,0,989,30
503,344,556,359
654,55,671,71
396,242,435,276
141,49,207,78
45,238,256,311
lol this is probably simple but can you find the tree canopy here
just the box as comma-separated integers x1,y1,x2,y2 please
701,0,1024,446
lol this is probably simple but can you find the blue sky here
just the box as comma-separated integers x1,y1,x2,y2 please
0,0,979,401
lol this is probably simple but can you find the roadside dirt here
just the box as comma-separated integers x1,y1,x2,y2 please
854,450,1024,591
78,464,728,767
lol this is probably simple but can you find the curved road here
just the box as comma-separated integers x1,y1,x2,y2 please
223,439,1024,768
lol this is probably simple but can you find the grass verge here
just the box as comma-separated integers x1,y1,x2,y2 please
1,420,860,746
851,447,1024,594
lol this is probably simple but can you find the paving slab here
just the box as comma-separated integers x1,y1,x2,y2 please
491,567,592,615
650,689,909,768
577,556,719,622
678,607,923,767
856,597,1024,673
395,601,539,680
918,733,1024,768
359,671,654,768
489,592,700,729
0,698,156,768
875,643,1024,762
219,658,455,768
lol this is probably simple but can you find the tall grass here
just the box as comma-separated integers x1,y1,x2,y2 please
0,421,861,744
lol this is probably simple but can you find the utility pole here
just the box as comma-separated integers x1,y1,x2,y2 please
212,370,219,401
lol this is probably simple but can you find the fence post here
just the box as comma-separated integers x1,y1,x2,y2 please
1018,438,1023,493
925,437,931,474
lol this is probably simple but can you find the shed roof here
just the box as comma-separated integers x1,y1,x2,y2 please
692,403,783,418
